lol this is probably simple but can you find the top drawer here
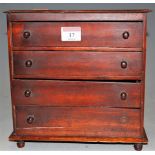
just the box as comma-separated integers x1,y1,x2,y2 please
12,22,143,50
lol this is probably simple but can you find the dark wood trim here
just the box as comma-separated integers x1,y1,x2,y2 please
140,13,147,136
13,75,142,81
4,9,152,13
12,47,143,52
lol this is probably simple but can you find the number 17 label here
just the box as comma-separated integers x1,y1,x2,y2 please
61,27,81,41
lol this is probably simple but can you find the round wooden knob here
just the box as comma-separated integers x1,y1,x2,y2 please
122,31,129,39
27,115,34,124
120,92,127,100
25,60,32,67
121,61,127,69
24,90,31,97
23,31,30,39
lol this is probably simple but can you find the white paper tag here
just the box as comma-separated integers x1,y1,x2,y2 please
61,27,81,41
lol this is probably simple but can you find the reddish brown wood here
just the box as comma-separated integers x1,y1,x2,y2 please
6,10,150,149
12,80,141,108
9,128,148,143
15,106,141,138
140,13,147,136
12,22,143,48
7,11,148,22
13,51,142,80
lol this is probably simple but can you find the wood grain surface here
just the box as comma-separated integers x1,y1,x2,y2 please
12,79,141,108
12,22,143,48
15,106,141,138
13,51,142,80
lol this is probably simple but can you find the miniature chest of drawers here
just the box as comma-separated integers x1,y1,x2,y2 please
6,9,150,150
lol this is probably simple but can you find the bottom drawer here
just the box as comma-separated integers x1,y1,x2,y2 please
15,106,141,138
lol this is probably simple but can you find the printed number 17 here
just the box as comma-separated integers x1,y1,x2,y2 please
69,33,75,38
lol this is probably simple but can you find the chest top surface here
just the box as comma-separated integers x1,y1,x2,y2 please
5,9,151,22
5,9,151,13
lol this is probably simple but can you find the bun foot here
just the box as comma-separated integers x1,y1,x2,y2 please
17,141,25,148
134,143,143,151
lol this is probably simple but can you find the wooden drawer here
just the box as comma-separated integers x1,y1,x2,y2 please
12,22,143,49
12,80,141,108
15,106,141,138
13,51,142,80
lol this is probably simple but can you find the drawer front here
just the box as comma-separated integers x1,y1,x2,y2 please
12,22,143,48
13,51,142,80
15,106,141,138
12,80,141,108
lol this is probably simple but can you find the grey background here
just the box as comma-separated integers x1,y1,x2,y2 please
0,3,155,151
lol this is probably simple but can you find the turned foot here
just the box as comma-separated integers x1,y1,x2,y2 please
134,143,143,151
17,141,25,148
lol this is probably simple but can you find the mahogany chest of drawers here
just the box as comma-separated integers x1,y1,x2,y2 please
6,9,150,150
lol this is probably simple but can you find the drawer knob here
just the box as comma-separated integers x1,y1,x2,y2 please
121,61,127,69
122,31,129,39
24,90,31,97
120,92,127,100
25,60,32,67
27,115,34,124
23,31,31,39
